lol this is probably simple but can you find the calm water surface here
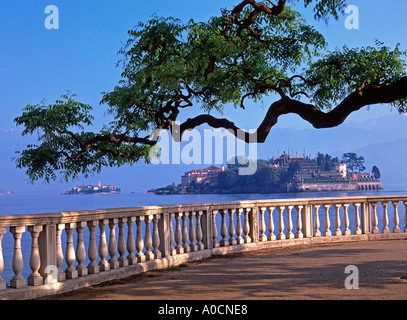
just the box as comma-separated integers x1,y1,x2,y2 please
1,189,407,215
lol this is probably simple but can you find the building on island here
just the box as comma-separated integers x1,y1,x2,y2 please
181,165,227,186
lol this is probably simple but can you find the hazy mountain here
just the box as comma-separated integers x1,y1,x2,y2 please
0,113,406,193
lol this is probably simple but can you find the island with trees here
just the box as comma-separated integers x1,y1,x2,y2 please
149,151,382,194
62,180,121,195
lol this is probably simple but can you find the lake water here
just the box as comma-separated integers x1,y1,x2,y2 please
1,189,407,215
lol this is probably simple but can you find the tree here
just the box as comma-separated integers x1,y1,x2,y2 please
14,1,407,182
372,166,381,180
342,152,365,173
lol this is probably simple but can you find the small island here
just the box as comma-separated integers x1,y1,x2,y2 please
0,189,13,195
149,151,382,195
62,180,120,195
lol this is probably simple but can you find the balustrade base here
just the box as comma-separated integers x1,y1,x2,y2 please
127,256,137,265
28,275,43,286
109,260,119,269
58,271,66,282
220,239,229,247
77,266,88,277
0,280,6,291
88,265,100,274
119,258,129,267
145,252,155,261
66,269,78,279
99,262,110,272
259,235,267,242
10,277,26,289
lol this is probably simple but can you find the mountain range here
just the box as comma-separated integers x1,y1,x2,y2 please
0,113,406,193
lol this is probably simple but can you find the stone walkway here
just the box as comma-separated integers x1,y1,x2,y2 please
40,240,407,300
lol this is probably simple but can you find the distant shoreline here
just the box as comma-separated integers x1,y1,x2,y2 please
61,191,120,195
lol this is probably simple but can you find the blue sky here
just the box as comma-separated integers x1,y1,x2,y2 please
0,0,406,193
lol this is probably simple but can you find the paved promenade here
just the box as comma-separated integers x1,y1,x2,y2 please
41,240,407,300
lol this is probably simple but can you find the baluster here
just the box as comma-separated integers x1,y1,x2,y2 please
127,217,136,265
267,207,276,241
99,219,110,271
381,201,390,234
188,212,198,252
259,207,267,242
353,203,362,235
371,202,379,234
277,206,286,240
323,204,332,237
196,211,205,250
181,213,191,253
392,201,400,233
118,218,129,267
144,215,154,261
54,224,66,281
228,209,237,245
404,201,407,233
136,216,146,262
295,206,304,238
87,221,100,274
76,222,88,276
153,215,162,258
286,206,294,239
220,210,229,247
236,209,244,244
342,204,351,235
169,213,177,255
333,204,342,236
108,219,119,269
212,210,220,248
28,225,43,286
0,228,6,291
174,213,184,254
243,208,251,243
313,205,321,237
10,226,26,288
65,223,78,279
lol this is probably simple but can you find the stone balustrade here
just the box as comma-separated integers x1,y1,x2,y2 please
0,195,406,299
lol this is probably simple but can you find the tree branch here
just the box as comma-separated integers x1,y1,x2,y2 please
176,76,407,143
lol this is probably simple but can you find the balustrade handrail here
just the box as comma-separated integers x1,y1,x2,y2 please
1,195,406,228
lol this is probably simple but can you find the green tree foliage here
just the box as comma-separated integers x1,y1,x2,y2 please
14,0,407,182
342,152,366,173
372,166,381,180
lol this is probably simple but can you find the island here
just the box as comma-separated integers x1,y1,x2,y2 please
149,151,382,195
62,180,121,195
0,189,13,195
